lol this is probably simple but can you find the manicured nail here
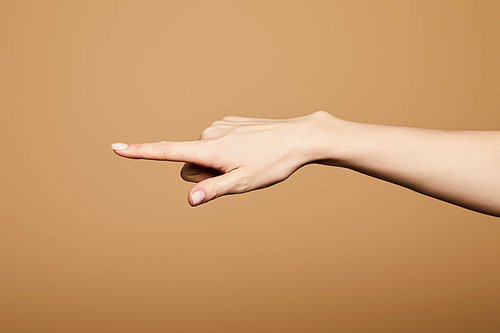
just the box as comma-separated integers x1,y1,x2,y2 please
192,191,206,205
111,143,128,150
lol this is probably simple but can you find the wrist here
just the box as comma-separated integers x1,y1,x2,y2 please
302,111,359,167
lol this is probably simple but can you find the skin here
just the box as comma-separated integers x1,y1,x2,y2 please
111,111,500,217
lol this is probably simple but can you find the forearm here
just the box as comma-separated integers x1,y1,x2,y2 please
313,112,500,217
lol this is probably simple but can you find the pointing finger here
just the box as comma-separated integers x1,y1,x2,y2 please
111,140,210,165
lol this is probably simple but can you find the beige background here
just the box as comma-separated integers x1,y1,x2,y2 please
1,1,499,332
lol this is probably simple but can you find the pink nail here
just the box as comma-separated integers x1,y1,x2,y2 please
192,191,206,205
111,143,128,150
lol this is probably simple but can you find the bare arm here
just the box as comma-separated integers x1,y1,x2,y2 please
111,111,500,217
314,112,500,217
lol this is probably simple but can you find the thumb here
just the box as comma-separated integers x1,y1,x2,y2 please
188,170,247,206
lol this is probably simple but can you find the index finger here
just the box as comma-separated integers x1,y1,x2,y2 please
111,140,210,165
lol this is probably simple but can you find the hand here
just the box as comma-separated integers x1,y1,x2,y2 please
111,111,333,206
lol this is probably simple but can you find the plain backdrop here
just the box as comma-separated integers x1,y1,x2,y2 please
1,1,499,332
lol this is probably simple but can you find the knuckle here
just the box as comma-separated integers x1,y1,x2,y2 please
207,179,221,198
235,175,253,193
200,126,227,141
312,110,329,118
211,120,225,126
200,127,215,140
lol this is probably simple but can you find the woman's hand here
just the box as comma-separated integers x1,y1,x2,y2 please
111,111,336,206
112,110,500,216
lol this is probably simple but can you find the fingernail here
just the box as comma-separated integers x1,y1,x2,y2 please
192,191,206,205
111,143,128,150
